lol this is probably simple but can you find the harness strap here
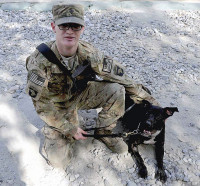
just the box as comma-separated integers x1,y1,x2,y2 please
83,133,125,138
36,43,73,78
71,62,90,78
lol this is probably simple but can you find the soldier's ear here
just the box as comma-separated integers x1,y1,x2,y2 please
51,22,56,33
81,26,85,34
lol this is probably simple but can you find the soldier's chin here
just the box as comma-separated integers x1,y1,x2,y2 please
63,40,76,47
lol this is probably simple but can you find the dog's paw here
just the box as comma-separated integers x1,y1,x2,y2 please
138,166,148,179
155,168,167,183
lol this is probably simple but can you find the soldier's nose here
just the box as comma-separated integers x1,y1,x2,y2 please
66,27,74,33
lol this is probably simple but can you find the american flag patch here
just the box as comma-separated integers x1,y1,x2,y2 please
30,72,45,86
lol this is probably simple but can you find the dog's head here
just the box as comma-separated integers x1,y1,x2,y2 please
139,100,179,136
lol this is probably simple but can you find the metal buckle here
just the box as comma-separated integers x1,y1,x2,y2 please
122,132,128,137
132,130,138,134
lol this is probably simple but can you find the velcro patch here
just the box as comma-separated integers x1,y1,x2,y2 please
103,56,113,73
114,65,124,76
28,86,38,98
29,72,45,86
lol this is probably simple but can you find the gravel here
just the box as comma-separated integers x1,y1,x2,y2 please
0,6,200,186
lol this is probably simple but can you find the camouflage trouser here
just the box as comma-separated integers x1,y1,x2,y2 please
78,81,125,128
41,81,126,169
42,124,75,169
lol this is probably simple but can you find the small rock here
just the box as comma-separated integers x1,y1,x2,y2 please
183,157,188,163
6,179,14,184
75,174,80,179
189,123,195,127
18,94,23,99
12,93,19,98
195,160,200,166
176,173,184,180
183,176,189,182
104,179,110,186
126,180,137,186
192,182,199,186
195,53,200,58
69,175,76,182
8,85,19,94
128,168,135,174
182,149,188,154
87,163,93,168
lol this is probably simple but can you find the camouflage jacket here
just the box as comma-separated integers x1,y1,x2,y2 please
26,40,159,136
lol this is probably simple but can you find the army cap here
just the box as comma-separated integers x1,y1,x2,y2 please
52,4,85,26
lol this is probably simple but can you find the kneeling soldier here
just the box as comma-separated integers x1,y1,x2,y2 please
26,4,159,170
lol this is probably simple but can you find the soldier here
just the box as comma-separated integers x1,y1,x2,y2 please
26,4,159,169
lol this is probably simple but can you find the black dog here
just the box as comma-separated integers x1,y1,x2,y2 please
121,99,179,182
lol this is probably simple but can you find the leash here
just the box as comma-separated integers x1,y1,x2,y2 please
82,104,141,138
82,122,142,138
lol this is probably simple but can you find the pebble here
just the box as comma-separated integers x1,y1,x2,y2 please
104,179,110,186
126,181,137,186
6,179,14,184
87,163,93,168
75,174,80,179
8,85,20,94
183,157,188,163
128,168,135,174
183,176,189,182
195,160,200,166
69,175,76,182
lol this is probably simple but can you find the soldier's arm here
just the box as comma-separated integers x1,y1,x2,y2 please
91,54,160,106
26,52,79,138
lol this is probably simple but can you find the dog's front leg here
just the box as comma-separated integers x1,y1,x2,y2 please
128,141,148,178
155,128,167,182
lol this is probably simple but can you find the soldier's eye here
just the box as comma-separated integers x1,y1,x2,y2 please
58,23,82,31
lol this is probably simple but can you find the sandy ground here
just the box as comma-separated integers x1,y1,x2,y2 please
0,1,200,186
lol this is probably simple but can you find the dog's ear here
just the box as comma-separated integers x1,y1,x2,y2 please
142,100,151,108
164,107,179,117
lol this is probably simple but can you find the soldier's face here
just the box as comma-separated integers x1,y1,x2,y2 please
51,22,84,49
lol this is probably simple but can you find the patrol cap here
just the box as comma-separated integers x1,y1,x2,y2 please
52,4,85,26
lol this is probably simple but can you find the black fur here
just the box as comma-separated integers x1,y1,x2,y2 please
121,98,179,182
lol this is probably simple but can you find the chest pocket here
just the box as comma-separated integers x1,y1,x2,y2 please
26,70,48,101
47,66,71,93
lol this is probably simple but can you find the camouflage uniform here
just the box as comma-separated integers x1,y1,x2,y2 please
26,4,159,169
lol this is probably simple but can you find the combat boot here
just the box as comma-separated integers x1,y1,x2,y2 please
94,129,128,154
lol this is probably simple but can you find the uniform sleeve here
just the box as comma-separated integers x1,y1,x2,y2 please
91,54,160,106
26,53,48,101
26,52,78,137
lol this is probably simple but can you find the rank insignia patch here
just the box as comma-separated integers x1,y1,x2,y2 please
29,72,45,86
103,56,113,73
114,65,124,76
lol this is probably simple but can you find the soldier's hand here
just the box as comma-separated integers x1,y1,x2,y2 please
73,127,88,140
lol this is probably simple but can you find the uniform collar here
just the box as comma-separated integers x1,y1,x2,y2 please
51,41,81,72
51,41,63,62
61,54,78,70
